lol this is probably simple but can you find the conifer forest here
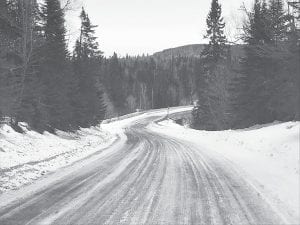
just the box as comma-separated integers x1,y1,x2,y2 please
0,0,299,132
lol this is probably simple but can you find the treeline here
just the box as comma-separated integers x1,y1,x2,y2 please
192,0,299,130
0,0,105,132
100,54,198,115
231,0,300,128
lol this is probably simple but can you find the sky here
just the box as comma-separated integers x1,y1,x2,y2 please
66,0,253,57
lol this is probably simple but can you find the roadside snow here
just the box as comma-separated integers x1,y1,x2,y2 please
149,120,300,222
102,106,193,136
0,124,117,193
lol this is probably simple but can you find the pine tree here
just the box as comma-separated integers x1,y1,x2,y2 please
40,0,73,131
105,53,124,112
265,0,298,120
231,0,264,127
230,0,281,128
202,0,227,63
72,7,106,127
193,0,228,130
243,0,271,45
269,0,286,44
79,8,102,58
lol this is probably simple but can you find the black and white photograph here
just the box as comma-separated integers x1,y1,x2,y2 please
0,0,299,224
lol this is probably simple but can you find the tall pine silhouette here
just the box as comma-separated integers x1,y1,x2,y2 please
40,0,73,131
230,0,294,128
230,0,270,127
72,8,106,127
193,0,227,130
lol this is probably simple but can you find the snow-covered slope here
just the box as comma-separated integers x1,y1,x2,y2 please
149,120,300,221
0,124,117,193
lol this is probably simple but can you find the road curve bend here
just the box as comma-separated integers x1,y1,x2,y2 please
0,112,286,225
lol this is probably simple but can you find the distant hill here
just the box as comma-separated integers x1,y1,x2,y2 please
153,44,245,62
153,44,206,59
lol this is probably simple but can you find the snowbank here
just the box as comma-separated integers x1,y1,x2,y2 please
0,124,116,193
149,120,300,222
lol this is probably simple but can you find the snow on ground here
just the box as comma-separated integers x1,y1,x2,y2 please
149,119,300,221
0,124,116,193
0,106,192,193
101,106,193,137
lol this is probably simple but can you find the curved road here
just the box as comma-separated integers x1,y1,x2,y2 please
0,112,285,225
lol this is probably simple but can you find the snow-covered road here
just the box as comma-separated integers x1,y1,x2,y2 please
0,109,297,225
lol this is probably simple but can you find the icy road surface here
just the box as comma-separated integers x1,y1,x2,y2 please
0,110,289,225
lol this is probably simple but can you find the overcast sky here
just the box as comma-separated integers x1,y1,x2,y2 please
66,0,253,57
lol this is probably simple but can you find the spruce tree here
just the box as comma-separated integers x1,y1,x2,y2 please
230,0,278,127
266,0,298,120
106,53,124,111
40,0,73,131
192,60,212,129
72,7,106,127
202,0,227,62
269,0,286,44
193,0,227,130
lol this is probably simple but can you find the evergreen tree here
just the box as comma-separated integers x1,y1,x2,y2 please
40,0,73,131
79,8,102,58
202,0,227,62
243,0,271,45
72,7,106,127
193,0,228,130
269,0,286,44
105,53,125,112
230,0,291,128
264,0,298,120
230,0,269,127
192,61,212,129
